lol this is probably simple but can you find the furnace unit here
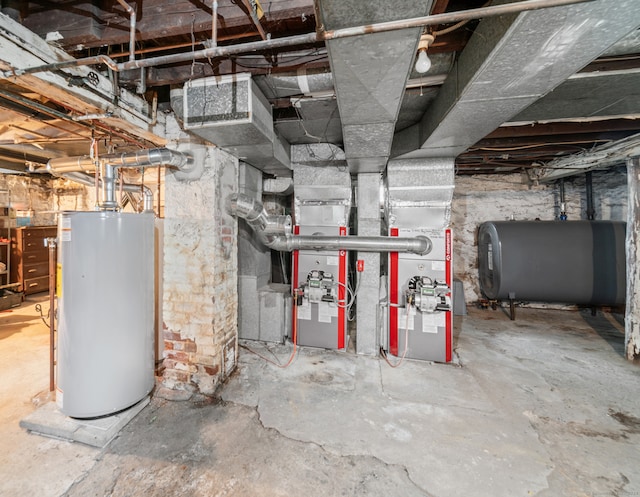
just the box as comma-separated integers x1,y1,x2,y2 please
388,228,453,362
291,164,351,350
293,225,349,349
383,158,455,363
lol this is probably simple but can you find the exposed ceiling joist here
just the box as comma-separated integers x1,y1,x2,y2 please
0,14,166,147
539,132,640,181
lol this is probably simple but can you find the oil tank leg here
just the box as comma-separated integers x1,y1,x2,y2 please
509,292,516,321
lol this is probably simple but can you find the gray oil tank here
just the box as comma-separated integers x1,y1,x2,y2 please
56,211,155,418
478,221,626,305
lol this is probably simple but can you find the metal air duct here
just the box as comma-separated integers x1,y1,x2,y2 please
179,73,291,176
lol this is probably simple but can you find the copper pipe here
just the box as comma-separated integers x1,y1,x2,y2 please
108,31,261,58
47,237,57,393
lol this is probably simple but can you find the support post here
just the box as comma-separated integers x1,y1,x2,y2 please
626,157,640,362
356,173,382,355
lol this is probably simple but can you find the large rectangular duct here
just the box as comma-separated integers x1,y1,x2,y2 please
183,73,291,176
293,163,352,225
386,158,455,230
317,0,432,173
392,0,640,159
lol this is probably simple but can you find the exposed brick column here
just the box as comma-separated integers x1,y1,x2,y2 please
161,145,238,397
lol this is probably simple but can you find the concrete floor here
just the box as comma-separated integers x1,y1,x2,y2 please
1,297,639,497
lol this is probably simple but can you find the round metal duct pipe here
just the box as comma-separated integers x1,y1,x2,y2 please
230,193,432,255
478,221,626,305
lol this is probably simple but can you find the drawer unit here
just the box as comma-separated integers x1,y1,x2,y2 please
11,226,57,295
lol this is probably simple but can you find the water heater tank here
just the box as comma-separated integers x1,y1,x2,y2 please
478,221,626,305
56,211,155,418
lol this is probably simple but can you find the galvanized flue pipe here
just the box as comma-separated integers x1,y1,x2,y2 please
230,194,432,255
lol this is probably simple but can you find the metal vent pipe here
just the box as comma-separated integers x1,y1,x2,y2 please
230,194,431,255
47,147,192,210
47,148,192,173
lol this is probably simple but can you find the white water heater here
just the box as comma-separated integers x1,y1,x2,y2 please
56,211,155,418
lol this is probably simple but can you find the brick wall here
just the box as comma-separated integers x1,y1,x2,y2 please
451,166,628,303
161,145,238,397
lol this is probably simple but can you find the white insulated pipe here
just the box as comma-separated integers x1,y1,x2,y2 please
230,194,432,255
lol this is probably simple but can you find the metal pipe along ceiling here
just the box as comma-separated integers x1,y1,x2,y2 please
9,0,593,77
230,194,432,255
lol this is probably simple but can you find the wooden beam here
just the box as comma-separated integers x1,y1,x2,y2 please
0,14,166,146
626,156,640,362
486,119,640,139
430,0,452,15
22,0,315,50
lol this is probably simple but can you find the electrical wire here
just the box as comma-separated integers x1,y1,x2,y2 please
432,19,470,36
240,340,297,368
229,55,328,70
334,280,355,309
432,0,492,36
34,303,51,329
347,273,361,322
381,300,412,368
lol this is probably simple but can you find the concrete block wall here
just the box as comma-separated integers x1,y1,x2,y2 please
451,166,628,303
162,146,238,397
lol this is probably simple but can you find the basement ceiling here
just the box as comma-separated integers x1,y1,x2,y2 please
0,0,639,176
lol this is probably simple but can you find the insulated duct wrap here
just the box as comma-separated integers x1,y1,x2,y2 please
478,221,626,305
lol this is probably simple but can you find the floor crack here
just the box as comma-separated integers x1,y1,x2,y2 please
223,399,436,497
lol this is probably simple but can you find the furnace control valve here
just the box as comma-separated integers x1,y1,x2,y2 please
301,270,337,304
407,275,451,313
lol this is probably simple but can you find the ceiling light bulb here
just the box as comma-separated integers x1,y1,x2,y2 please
415,49,431,74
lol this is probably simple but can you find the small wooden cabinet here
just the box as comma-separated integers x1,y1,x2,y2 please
10,226,57,295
